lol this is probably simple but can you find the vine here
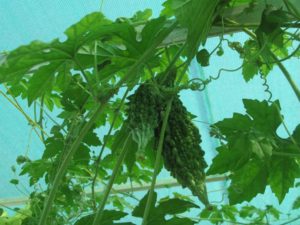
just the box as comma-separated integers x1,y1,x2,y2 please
0,1,299,225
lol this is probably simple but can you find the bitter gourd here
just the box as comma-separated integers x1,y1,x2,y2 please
156,95,210,206
125,68,210,206
125,83,161,156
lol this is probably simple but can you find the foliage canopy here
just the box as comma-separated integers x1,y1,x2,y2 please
0,0,300,224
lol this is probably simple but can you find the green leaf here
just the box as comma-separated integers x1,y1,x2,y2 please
241,40,260,80
292,124,300,144
249,137,273,159
242,61,259,81
239,205,259,218
211,99,299,204
243,99,282,133
258,6,289,35
200,207,213,219
165,0,219,58
56,70,72,90
110,123,138,172
229,0,257,7
20,159,51,186
83,129,101,146
131,9,152,23
210,211,223,224
292,197,300,209
266,205,280,219
60,79,89,111
268,156,300,203
74,210,129,225
161,1,173,17
165,217,196,225
10,179,19,185
221,205,237,221
207,145,251,175
42,133,64,159
213,113,252,137
74,144,90,165
139,17,167,52
16,155,29,165
132,191,157,218
228,160,268,204
0,41,59,83
64,12,112,51
156,198,199,215
27,62,63,105
11,166,16,173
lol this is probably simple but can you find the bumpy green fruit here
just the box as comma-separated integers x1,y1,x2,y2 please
126,83,161,154
156,95,210,206
125,68,209,206
126,83,160,130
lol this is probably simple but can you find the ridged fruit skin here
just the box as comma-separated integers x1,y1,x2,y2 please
125,70,210,206
126,83,160,131
156,95,209,206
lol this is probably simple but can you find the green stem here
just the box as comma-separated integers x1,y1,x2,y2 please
75,58,97,99
142,52,195,225
141,46,192,225
274,104,300,151
194,217,256,225
158,43,186,85
231,20,300,102
38,96,45,142
214,22,300,29
228,21,300,149
142,100,173,225
91,88,130,209
0,89,47,141
94,41,99,85
273,152,300,158
38,103,106,225
35,100,67,133
38,20,178,225
266,44,300,64
273,57,300,102
280,215,300,225
91,134,131,225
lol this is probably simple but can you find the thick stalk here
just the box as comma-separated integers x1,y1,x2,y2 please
273,151,300,158
38,103,106,225
38,96,45,142
91,134,131,225
142,100,173,225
